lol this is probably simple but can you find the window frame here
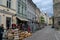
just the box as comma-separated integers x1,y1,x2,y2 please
7,0,11,8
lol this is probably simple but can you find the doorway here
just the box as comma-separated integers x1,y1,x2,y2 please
6,17,11,29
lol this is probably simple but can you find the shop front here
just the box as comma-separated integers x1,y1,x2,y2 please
16,16,29,31
0,6,16,29
0,13,12,29
16,16,28,24
27,20,37,33
29,21,40,32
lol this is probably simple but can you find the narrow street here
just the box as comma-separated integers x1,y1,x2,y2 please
24,26,57,40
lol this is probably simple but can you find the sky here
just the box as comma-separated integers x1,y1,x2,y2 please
32,0,53,17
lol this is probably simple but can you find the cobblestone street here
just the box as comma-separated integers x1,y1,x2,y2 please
24,26,57,40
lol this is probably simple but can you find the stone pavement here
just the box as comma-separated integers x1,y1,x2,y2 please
24,26,57,40
55,31,60,40
2,26,60,40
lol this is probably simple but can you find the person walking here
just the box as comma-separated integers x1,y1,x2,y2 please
0,24,4,40
17,24,20,30
28,25,31,33
22,23,25,31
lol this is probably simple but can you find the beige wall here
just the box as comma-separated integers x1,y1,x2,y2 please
0,13,12,29
36,8,40,23
0,6,16,14
0,6,16,29
49,18,53,25
0,0,7,6
0,0,17,10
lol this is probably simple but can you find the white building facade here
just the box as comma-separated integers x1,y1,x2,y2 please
0,0,41,31
26,0,37,32
0,0,17,29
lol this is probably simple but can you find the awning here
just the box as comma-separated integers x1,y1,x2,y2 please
16,16,29,21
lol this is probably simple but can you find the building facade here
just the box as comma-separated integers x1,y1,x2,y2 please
49,17,53,25
26,0,36,21
53,0,60,28
26,0,38,32
35,8,41,29
16,0,29,24
36,8,41,23
0,0,17,29
0,0,41,31
44,13,49,25
40,13,49,25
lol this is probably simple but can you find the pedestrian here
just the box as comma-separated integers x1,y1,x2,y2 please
28,25,31,33
22,23,25,31
17,24,20,30
12,24,16,29
0,24,4,40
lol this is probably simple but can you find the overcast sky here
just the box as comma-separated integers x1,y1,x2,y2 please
32,0,53,17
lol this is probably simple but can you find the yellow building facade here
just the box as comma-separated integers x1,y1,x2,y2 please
49,18,53,25
36,8,41,23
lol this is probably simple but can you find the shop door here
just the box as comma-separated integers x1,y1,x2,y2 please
6,17,11,29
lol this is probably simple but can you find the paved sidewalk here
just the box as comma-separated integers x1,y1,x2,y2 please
55,31,60,40
24,26,57,40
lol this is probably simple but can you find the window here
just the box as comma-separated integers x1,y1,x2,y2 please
18,7,20,14
23,7,25,14
9,2,11,8
18,1,20,5
7,1,9,7
7,0,11,8
20,5,22,14
22,0,26,3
